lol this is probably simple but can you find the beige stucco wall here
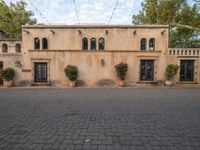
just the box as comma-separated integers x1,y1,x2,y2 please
19,25,169,86
1,25,199,87
26,50,165,86
0,40,22,53
22,25,169,51
0,40,23,86
0,54,23,85
166,48,200,84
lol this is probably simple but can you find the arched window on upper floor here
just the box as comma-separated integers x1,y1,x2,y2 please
99,38,105,50
82,38,88,50
34,38,40,50
149,38,155,51
15,43,21,53
42,38,48,50
90,38,96,50
2,43,8,53
140,38,147,51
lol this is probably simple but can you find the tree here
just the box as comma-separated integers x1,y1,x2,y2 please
0,0,36,38
132,0,200,48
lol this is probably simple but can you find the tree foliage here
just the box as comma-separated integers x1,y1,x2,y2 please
132,0,200,48
0,0,36,39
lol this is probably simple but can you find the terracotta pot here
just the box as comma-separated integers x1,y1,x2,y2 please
165,80,173,86
118,80,125,87
3,80,13,87
69,80,76,87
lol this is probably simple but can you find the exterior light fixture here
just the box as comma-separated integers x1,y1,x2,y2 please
133,30,137,35
50,30,55,34
15,61,21,68
161,30,166,34
78,30,82,34
23,30,29,34
101,58,105,66
106,30,109,35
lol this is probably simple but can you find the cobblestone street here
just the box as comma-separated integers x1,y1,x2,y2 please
0,88,200,150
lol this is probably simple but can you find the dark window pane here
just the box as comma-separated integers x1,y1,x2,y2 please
42,38,48,49
2,44,8,53
34,38,40,49
82,38,88,50
149,38,155,51
15,44,21,53
140,38,146,51
99,38,105,50
90,38,96,50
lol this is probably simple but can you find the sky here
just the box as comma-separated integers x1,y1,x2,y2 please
4,0,197,25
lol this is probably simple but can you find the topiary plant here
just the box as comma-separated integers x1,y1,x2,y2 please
114,62,128,80
0,68,15,81
64,65,78,81
166,64,179,80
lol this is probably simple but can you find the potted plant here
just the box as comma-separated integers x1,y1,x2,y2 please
114,62,128,87
64,65,78,87
165,64,179,86
0,68,15,87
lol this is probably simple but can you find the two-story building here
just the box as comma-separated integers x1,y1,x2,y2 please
0,25,199,87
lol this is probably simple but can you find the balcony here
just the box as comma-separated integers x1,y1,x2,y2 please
168,48,200,56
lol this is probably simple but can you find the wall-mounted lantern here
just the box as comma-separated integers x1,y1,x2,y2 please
101,58,105,66
106,30,109,35
161,30,166,34
78,30,82,35
133,30,137,35
15,61,22,68
50,30,55,34
23,30,29,34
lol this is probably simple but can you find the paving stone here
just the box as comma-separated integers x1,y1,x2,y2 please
0,88,199,150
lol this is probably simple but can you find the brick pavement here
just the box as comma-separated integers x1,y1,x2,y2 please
0,88,200,150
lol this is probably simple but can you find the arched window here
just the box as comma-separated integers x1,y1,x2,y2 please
99,38,105,50
90,38,96,50
140,38,147,51
2,43,8,53
42,38,48,49
149,38,155,51
34,38,40,49
82,38,88,50
15,43,21,53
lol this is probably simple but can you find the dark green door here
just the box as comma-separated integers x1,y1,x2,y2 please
34,63,47,83
180,60,194,81
140,60,154,81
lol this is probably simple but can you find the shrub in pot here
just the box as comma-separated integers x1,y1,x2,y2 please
165,64,179,86
64,65,78,87
0,68,15,87
114,62,128,87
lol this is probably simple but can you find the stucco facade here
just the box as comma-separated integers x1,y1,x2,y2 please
0,24,199,87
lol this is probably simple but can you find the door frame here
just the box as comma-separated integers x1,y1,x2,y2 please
0,61,3,85
140,60,155,81
31,60,50,84
180,60,195,82
34,62,48,83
